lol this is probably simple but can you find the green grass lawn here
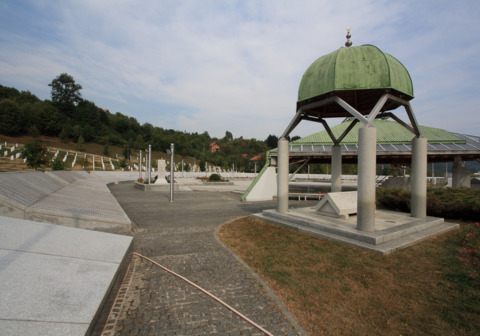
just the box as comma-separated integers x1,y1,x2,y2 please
218,217,480,336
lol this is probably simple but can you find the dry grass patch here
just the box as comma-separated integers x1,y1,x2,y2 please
217,217,480,336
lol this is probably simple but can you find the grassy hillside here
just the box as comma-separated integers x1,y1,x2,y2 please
0,134,192,172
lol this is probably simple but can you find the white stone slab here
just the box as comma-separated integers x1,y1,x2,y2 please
0,250,118,322
0,217,132,336
315,191,357,219
0,217,132,261
0,320,85,336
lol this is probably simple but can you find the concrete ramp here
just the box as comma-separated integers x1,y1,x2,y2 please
0,216,133,336
0,171,133,232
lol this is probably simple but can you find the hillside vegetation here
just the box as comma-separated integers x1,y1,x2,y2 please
0,74,284,172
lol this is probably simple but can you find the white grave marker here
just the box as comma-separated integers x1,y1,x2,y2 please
315,191,358,219
154,159,168,185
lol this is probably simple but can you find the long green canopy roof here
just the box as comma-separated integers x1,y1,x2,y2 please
298,45,414,103
292,119,465,146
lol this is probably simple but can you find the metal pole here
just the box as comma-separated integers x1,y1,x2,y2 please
170,143,174,202
148,144,152,184
277,138,289,213
139,150,142,180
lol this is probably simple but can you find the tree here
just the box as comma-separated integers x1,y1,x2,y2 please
71,125,82,142
199,160,206,172
223,131,233,141
82,125,95,142
49,73,82,117
33,101,62,136
141,123,155,142
134,134,146,150
77,135,85,151
265,134,278,149
291,135,301,142
74,100,109,138
103,142,109,156
21,140,47,170
0,99,26,135
28,124,40,138
14,91,40,105
0,84,20,100
50,157,65,170
59,126,71,142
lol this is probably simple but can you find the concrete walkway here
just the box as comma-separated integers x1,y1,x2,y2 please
101,182,308,336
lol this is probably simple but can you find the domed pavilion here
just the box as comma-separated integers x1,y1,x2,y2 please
277,31,428,233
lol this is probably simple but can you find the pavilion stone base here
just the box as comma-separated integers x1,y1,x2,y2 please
254,208,458,255
135,181,170,191
134,182,190,191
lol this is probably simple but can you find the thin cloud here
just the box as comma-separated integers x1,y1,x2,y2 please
0,0,479,139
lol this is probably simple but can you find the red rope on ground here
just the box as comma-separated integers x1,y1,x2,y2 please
132,252,274,336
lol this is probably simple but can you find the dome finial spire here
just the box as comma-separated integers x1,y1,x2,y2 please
345,28,352,47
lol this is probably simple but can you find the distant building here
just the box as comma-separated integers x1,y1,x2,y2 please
209,142,220,152
250,154,263,161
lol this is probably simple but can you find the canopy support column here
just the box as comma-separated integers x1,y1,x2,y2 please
357,125,377,232
411,136,427,218
331,145,342,192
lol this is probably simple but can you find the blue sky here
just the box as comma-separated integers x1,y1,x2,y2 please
1,0,479,140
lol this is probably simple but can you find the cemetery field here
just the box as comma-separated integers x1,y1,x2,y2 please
0,134,127,157
0,134,194,171
218,217,480,336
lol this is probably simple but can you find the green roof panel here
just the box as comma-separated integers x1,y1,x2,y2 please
298,45,414,102
292,119,465,146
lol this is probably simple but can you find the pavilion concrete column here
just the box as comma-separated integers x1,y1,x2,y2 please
277,138,289,213
411,136,427,218
452,156,471,188
357,125,376,232
331,145,342,192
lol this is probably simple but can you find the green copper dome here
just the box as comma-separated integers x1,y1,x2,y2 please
297,44,414,116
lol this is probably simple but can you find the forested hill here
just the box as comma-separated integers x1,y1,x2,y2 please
0,74,285,171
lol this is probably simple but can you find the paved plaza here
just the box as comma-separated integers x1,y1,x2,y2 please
0,172,311,336
100,182,308,335
0,170,459,334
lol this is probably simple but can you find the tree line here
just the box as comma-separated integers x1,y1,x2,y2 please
0,73,293,171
